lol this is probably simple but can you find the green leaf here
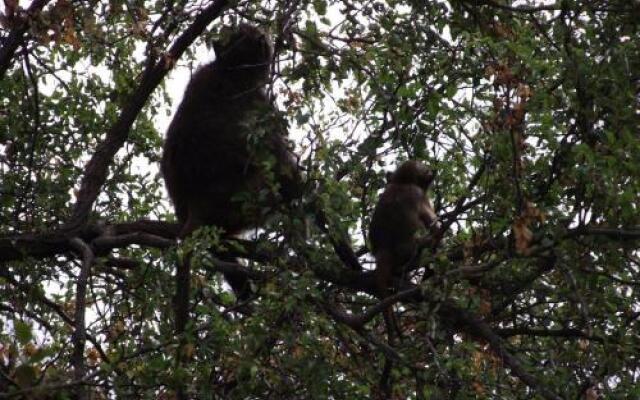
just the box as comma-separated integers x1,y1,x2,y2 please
313,0,327,15
14,320,32,345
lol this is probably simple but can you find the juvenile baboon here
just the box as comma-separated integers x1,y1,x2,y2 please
369,160,440,296
161,24,300,332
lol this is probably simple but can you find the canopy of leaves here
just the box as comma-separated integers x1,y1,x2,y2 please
1,0,639,399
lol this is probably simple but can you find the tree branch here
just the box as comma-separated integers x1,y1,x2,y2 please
0,267,111,366
326,283,564,400
92,231,174,250
323,287,420,329
0,372,101,399
68,238,94,400
206,256,266,281
439,156,488,230
496,327,604,343
311,204,362,271
0,0,49,79
438,301,564,400
0,220,179,262
463,0,560,14
569,226,640,240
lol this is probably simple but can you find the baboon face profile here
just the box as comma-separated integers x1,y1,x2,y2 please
369,160,439,295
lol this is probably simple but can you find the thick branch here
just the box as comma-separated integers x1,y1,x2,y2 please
0,371,100,400
0,268,111,364
312,204,362,271
0,220,179,262
324,287,420,328
496,327,604,343
326,283,564,400
65,0,230,230
439,301,563,400
92,231,174,250
0,0,49,79
68,238,93,400
207,257,266,281
569,226,640,240
463,0,560,13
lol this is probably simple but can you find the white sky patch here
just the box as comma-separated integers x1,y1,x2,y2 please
153,45,216,133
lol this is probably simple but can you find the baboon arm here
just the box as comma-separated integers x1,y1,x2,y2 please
419,200,441,233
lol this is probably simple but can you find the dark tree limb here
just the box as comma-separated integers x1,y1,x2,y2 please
64,0,231,231
0,0,49,79
92,231,174,250
486,255,557,318
0,220,180,262
325,284,564,400
2,220,639,299
0,264,111,366
323,287,421,329
568,226,640,240
439,155,489,231
68,238,93,400
206,257,266,281
438,301,564,400
311,204,362,271
462,0,560,14
0,371,101,400
496,327,604,343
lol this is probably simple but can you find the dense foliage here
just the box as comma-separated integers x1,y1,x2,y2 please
1,0,639,398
